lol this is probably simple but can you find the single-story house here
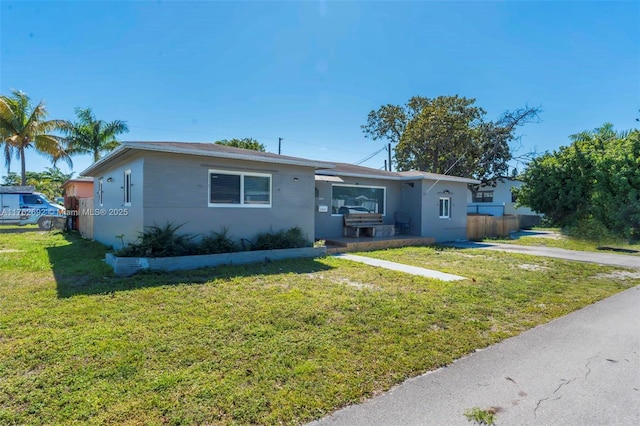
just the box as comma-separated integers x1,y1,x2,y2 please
61,177,95,232
467,177,538,216
80,141,480,249
62,177,94,204
80,141,334,249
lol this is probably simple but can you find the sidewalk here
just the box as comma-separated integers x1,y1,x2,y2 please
333,253,465,281
310,286,640,425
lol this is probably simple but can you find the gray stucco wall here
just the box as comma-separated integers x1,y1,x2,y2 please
419,180,469,242
92,156,144,248
314,177,403,238
141,152,316,244
314,176,470,241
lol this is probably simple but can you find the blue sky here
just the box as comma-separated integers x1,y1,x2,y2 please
1,0,638,180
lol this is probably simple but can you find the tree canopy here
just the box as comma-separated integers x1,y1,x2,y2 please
60,107,129,162
361,95,540,182
516,124,639,239
215,138,266,152
2,167,73,201
0,90,70,185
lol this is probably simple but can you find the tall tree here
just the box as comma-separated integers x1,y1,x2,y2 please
517,124,640,239
60,107,129,162
362,95,540,182
215,138,266,152
0,90,70,185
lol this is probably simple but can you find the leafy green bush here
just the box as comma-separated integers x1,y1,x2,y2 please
252,227,310,250
198,227,237,254
116,222,198,257
115,225,310,257
564,218,619,244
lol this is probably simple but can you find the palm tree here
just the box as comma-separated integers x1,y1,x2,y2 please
0,90,70,185
61,107,129,162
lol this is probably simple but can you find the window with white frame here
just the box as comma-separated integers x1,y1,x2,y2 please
439,197,450,219
331,184,385,215
98,178,104,206
123,170,132,205
208,170,271,207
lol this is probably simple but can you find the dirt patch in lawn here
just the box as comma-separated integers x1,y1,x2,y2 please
594,270,640,280
518,263,550,271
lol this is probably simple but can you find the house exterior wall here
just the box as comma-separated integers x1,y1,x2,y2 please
419,180,469,242
63,181,94,199
140,152,316,244
92,156,144,248
314,177,402,238
467,179,537,216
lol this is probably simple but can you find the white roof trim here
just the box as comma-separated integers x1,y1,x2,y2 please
315,175,344,182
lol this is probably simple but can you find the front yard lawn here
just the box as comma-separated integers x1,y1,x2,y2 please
1,230,637,425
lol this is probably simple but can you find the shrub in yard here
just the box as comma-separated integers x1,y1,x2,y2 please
252,226,310,250
116,222,198,257
198,227,237,254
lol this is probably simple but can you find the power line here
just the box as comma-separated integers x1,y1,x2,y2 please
355,146,387,165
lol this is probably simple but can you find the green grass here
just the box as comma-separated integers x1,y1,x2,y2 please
1,229,638,424
487,229,639,255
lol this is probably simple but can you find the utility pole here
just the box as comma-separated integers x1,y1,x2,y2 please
278,137,283,155
387,143,392,172
384,160,387,171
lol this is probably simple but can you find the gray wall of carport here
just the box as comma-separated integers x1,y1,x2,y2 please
314,176,470,242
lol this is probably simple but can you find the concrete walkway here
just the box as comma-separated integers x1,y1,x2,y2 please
442,241,640,269
333,253,465,281
310,286,640,425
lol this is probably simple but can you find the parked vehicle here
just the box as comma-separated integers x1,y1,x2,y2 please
0,186,66,229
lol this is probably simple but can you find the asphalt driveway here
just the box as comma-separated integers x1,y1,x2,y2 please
441,241,640,269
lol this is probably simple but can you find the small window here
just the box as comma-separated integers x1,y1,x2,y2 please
439,197,450,219
472,190,494,203
209,170,271,207
511,191,517,203
98,178,104,206
124,170,132,205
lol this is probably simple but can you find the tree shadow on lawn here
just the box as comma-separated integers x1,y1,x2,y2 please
47,232,333,298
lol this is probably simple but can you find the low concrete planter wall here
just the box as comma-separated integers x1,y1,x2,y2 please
106,246,327,276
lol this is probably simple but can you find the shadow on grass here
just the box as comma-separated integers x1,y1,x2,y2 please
0,225,42,234
47,232,334,298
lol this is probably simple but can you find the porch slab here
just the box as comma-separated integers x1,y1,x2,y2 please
323,234,435,254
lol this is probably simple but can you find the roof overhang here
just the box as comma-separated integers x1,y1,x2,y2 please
315,169,480,185
81,142,336,176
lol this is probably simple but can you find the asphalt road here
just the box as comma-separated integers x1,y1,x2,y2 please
310,286,640,426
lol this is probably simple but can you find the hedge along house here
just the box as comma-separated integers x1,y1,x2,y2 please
80,141,334,249
314,163,480,242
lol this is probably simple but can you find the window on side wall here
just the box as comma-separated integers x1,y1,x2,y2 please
331,184,386,215
472,190,494,203
124,170,132,205
208,170,271,207
98,178,104,206
439,197,450,219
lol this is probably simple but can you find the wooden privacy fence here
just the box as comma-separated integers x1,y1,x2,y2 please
78,198,94,240
467,214,520,240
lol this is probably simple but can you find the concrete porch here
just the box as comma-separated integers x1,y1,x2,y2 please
322,234,436,254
